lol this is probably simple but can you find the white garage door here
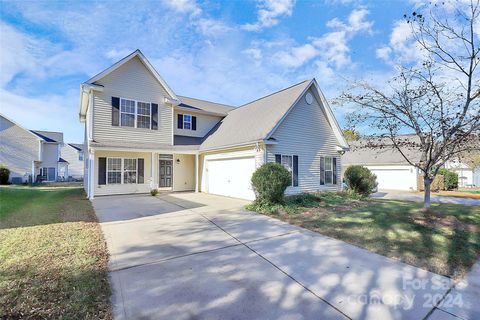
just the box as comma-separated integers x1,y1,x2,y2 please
369,168,414,191
207,157,256,200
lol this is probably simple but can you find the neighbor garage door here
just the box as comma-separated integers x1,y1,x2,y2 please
207,157,256,200
369,167,415,191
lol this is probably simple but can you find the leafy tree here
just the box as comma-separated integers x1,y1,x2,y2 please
340,1,480,208
342,129,360,141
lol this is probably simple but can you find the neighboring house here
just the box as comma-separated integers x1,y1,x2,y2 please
59,143,84,181
79,49,349,200
343,137,422,191
0,114,63,183
445,159,480,187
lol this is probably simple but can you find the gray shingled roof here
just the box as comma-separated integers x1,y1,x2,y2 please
31,130,63,143
177,95,235,116
343,137,423,166
200,80,311,150
68,143,84,151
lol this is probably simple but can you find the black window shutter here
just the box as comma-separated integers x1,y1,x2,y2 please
177,114,183,129
320,157,325,185
333,157,337,185
192,116,197,131
99,157,106,185
112,97,120,126
293,155,299,187
151,103,158,130
275,154,281,163
138,158,144,183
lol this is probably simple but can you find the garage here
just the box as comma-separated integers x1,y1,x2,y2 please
207,156,256,200
369,166,417,191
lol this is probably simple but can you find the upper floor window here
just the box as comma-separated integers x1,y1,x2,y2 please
177,113,197,130
78,151,84,161
183,114,192,129
117,98,152,129
120,98,136,127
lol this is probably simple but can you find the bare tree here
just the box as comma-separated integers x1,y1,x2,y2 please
340,0,480,208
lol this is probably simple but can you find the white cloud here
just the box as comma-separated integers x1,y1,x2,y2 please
161,0,202,16
105,49,135,61
274,44,317,68
243,0,295,31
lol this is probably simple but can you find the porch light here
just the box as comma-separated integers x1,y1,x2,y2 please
176,158,181,164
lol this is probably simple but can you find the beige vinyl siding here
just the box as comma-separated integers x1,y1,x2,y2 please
173,154,195,191
94,150,152,196
61,144,84,179
174,111,222,138
92,56,172,145
41,144,59,168
0,115,39,182
266,88,342,195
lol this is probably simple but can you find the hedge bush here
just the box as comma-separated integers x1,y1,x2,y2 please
0,165,10,185
438,168,458,190
344,165,378,196
251,163,291,204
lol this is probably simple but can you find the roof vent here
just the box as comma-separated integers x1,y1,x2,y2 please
305,92,313,105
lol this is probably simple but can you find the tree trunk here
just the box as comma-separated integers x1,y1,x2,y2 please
424,177,432,209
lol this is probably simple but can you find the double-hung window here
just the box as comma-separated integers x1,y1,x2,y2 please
120,99,136,127
78,151,84,161
107,158,122,184
320,157,337,185
183,114,192,129
136,102,151,129
123,158,137,184
275,154,299,187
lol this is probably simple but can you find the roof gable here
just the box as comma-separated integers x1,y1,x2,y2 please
85,49,177,100
1,114,42,141
199,79,349,151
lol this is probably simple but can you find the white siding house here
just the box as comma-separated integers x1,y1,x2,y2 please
79,50,349,200
60,143,84,180
0,115,64,183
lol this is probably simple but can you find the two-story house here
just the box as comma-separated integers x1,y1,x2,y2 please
0,114,64,183
79,50,349,200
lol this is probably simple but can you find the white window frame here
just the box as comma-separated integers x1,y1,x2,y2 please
40,167,56,182
78,151,84,161
123,158,138,184
106,157,140,185
324,156,334,185
280,154,295,187
119,97,151,129
106,157,122,185
183,114,192,130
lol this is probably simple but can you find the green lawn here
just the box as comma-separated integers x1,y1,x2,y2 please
0,186,111,319
248,192,480,279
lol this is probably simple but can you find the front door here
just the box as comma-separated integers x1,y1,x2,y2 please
159,160,173,188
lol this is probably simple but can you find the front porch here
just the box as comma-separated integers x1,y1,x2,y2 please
90,149,199,197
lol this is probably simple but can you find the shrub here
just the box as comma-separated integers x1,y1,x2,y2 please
438,168,458,190
251,163,291,204
0,165,10,185
150,189,158,196
344,165,378,196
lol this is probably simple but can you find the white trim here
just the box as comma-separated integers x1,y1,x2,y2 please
85,50,178,100
106,157,122,185
195,153,199,193
174,105,227,117
118,97,152,129
265,80,349,150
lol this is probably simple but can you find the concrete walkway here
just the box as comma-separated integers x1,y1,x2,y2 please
427,260,480,320
93,192,455,320
373,190,480,206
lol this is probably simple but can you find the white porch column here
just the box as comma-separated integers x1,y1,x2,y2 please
88,150,95,199
150,152,155,189
195,153,199,193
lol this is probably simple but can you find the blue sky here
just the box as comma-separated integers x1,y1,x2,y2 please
0,0,421,142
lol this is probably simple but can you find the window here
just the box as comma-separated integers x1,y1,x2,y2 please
275,154,298,187
120,98,135,127
78,151,84,161
281,155,293,186
137,102,151,129
320,157,337,185
123,158,137,184
183,114,192,129
40,167,56,181
107,158,122,184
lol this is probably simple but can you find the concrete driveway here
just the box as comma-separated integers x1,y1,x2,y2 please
93,192,454,320
373,190,480,206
